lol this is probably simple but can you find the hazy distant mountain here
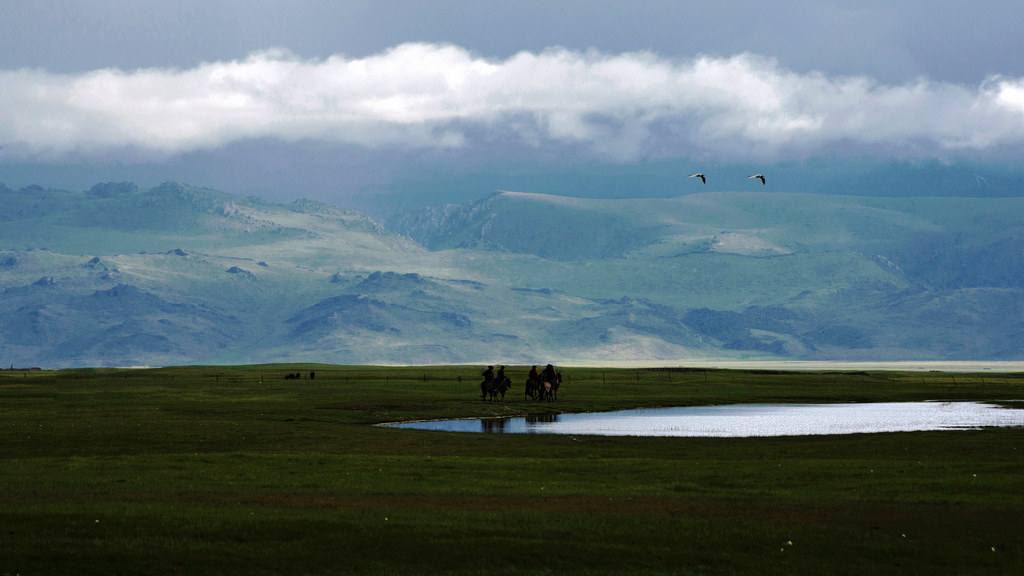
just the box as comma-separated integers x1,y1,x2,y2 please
386,191,663,259
364,158,1024,216
388,190,1024,361
1,181,1022,367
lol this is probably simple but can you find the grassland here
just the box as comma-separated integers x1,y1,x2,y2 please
2,365,1023,575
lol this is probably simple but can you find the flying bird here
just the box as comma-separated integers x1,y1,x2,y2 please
747,174,766,185
688,173,705,184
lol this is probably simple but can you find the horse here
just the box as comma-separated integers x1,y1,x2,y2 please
524,376,543,401
540,372,562,401
481,376,512,402
492,376,511,401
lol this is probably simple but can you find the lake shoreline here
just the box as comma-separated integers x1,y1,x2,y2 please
545,360,1024,372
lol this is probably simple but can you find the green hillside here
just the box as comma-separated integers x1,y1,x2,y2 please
1,182,1022,367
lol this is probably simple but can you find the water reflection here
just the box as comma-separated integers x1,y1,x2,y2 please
526,414,559,424
385,402,1023,437
481,418,508,433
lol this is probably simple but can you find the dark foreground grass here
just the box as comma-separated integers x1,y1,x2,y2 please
1,365,1023,575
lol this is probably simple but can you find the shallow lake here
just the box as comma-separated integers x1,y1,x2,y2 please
384,402,1024,437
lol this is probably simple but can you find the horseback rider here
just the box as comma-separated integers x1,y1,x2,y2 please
542,364,556,383
482,365,495,383
496,365,506,382
528,365,539,380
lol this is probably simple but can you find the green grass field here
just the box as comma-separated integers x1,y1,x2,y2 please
2,366,1023,575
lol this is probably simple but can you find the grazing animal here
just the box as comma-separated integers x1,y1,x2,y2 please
688,173,706,184
747,174,766,185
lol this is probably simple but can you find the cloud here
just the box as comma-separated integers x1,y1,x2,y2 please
2,42,1024,161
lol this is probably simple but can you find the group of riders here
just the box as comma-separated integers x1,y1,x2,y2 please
480,364,562,402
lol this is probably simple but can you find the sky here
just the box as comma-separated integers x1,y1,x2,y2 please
1,1,1023,213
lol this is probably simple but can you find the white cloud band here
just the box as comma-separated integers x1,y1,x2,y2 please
2,43,1023,159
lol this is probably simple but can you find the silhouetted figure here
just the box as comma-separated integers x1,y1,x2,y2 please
310,371,315,380
542,364,557,383
480,365,495,401
537,364,559,401
528,365,538,380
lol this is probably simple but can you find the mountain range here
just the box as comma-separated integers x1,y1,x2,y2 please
1,180,1022,367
